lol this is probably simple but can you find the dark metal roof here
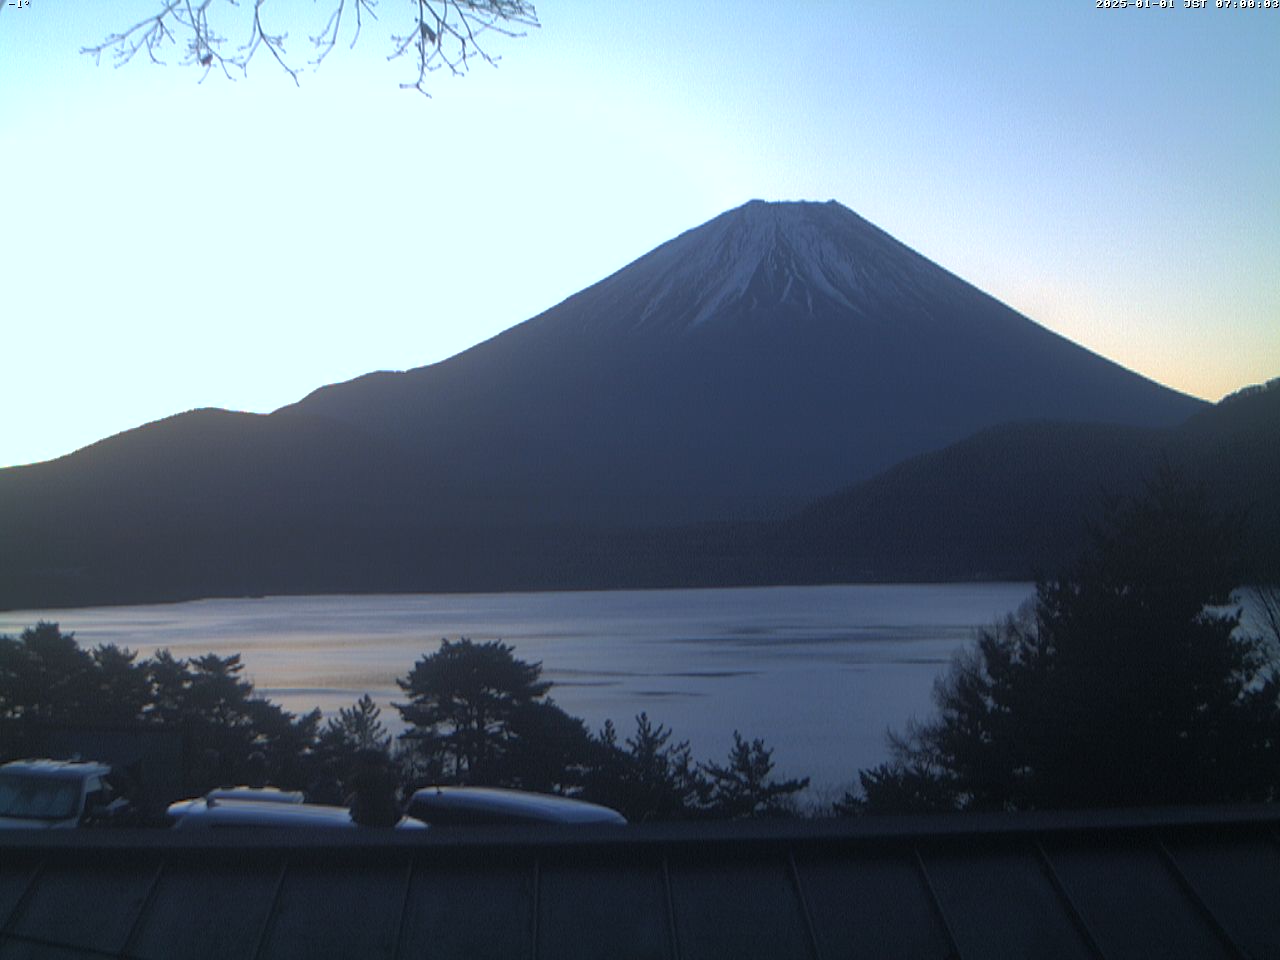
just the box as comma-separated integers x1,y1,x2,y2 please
1,804,1278,959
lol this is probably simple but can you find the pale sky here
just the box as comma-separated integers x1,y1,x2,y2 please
2,1,1277,468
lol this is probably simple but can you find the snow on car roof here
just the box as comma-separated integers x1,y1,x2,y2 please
169,798,427,830
409,786,627,824
0,759,113,779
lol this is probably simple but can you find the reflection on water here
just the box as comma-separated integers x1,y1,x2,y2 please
1,583,1033,794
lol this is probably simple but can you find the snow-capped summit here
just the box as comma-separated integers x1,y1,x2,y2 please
623,200,939,332
513,199,1040,353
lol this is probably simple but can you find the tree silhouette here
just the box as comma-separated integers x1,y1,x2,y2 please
841,753,957,816
395,638,554,783
851,469,1280,813
346,748,402,827
88,644,154,725
497,699,594,794
0,623,97,725
581,713,707,822
143,650,321,792
306,695,393,803
320,694,393,755
0,626,322,794
701,731,808,819
83,0,538,95
2,624,823,819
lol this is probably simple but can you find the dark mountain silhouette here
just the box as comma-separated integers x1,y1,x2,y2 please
775,380,1280,582
1164,379,1280,577
0,200,1215,608
283,200,1202,525
777,420,1164,581
0,409,427,606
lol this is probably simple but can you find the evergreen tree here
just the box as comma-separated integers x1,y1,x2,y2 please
0,622,98,724
0,628,322,794
395,638,554,784
851,470,1280,813
88,644,153,725
142,649,319,792
320,694,392,755
581,713,707,821
498,699,595,794
701,731,808,819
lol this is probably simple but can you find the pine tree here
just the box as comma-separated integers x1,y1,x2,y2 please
853,469,1280,812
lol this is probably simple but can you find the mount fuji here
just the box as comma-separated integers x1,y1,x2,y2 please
0,200,1207,607
284,199,1201,525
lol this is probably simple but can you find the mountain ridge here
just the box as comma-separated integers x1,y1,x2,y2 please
0,199,1219,608
773,381,1280,582
281,199,1203,525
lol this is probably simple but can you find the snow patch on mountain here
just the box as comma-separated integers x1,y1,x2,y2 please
622,200,954,335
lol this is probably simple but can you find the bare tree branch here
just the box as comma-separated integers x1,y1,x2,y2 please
243,0,300,86
81,1,189,68
390,0,537,96
310,0,379,67
82,0,537,93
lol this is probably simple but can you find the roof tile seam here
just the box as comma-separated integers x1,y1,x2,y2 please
785,847,823,960
250,860,290,960
1154,835,1251,960
117,859,167,959
1032,838,1109,960
531,857,541,960
390,859,415,960
0,861,43,942
911,845,964,960
661,848,683,960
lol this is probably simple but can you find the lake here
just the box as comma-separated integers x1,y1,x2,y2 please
0,583,1035,799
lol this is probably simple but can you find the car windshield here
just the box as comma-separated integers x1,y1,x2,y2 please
0,774,82,821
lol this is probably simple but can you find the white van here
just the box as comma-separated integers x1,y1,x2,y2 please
0,759,128,829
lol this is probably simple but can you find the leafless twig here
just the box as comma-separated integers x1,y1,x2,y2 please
390,0,538,96
310,0,379,67
241,0,299,85
82,0,538,93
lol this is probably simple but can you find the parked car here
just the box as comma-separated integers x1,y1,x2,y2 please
405,786,626,827
0,759,133,829
167,796,426,830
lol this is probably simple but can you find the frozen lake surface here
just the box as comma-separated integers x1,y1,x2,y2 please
2,583,1035,798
